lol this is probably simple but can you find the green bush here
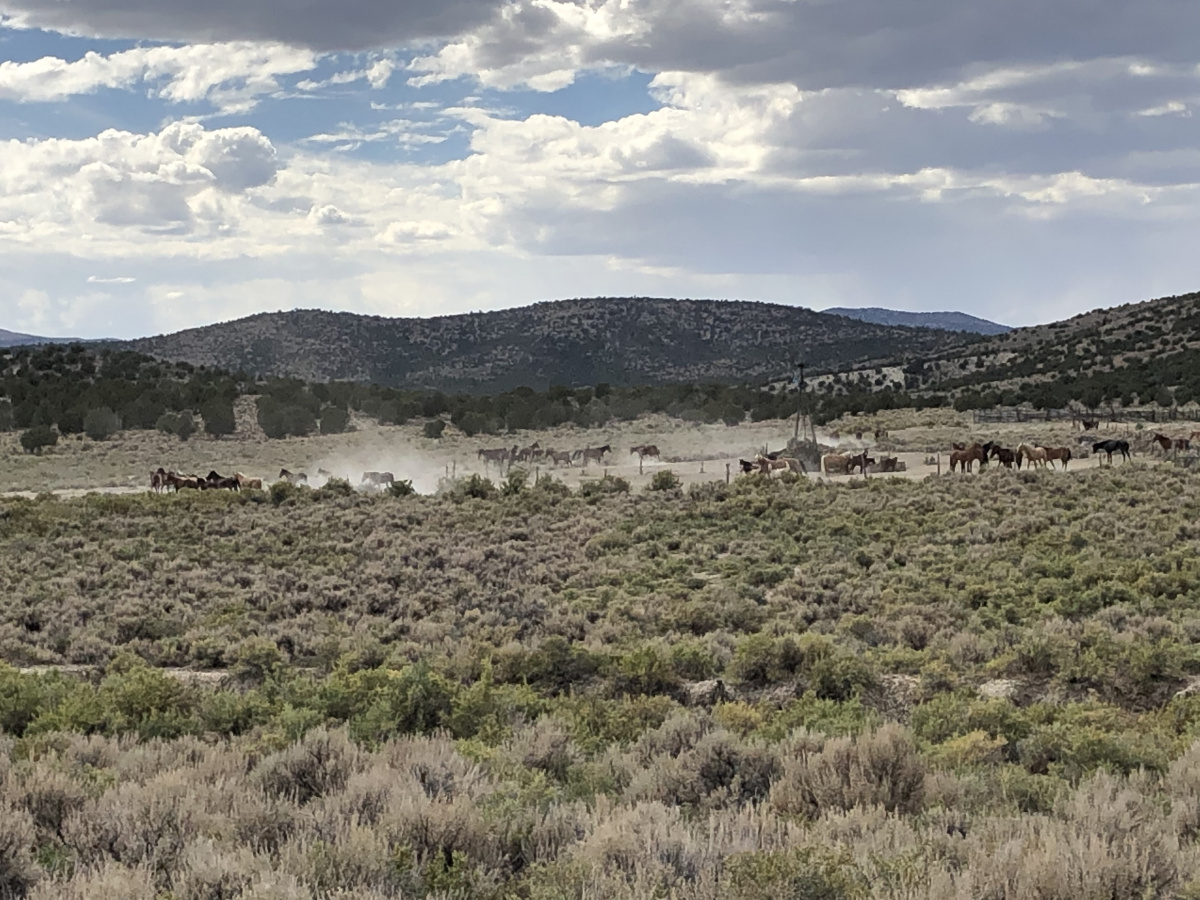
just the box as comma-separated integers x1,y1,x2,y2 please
423,419,447,439
319,405,350,435
502,467,529,497
388,479,416,497
19,424,57,454
201,398,236,437
649,469,681,492
723,847,866,900
83,406,121,440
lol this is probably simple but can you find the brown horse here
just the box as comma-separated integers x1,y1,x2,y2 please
1151,433,1174,455
150,467,168,493
1040,446,1071,469
949,449,974,473
1081,418,1099,431
630,444,661,461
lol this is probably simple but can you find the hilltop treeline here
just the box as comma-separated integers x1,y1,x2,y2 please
1,342,938,444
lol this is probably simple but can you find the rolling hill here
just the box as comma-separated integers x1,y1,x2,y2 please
122,297,977,392
0,328,89,347
821,289,1200,410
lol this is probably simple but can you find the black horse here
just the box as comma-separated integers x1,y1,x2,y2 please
1092,440,1131,465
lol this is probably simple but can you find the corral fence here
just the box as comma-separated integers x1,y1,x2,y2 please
972,407,1188,425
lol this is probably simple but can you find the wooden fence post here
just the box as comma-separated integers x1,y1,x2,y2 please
726,463,731,485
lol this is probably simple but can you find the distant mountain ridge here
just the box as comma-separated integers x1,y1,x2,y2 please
122,297,977,392
0,328,90,347
823,307,1012,335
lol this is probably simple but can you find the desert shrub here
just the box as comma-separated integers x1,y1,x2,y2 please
771,723,927,819
423,419,447,439
578,475,630,498
96,655,198,739
254,727,359,804
502,467,529,497
19,425,57,454
316,477,355,498
453,473,496,501
611,644,680,697
0,801,39,897
388,478,416,497
230,636,285,686
649,469,681,492
269,480,302,506
723,846,866,900
83,406,121,440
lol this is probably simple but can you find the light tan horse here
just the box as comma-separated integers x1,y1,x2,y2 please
821,453,852,476
235,473,263,491
1017,443,1047,469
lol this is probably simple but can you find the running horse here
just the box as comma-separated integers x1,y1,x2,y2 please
630,444,661,461
278,468,308,485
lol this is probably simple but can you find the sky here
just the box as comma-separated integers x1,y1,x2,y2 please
0,0,1198,339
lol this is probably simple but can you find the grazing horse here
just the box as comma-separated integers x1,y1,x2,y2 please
362,471,395,487
1017,444,1047,469
278,468,308,485
630,444,661,461
1092,439,1131,465
756,454,805,476
989,446,1017,469
1040,446,1072,469
235,473,263,491
580,445,611,466
821,453,852,476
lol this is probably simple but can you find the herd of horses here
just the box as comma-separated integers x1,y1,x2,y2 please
151,467,399,493
477,442,619,468
150,468,262,492
941,438,1136,473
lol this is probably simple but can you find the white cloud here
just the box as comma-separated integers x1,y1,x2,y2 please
86,275,136,283
0,42,318,112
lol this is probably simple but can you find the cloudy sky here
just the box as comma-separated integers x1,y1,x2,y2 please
0,0,1198,338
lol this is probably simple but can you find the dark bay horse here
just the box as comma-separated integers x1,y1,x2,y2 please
1092,440,1131,465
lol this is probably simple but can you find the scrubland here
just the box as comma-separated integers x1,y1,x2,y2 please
4,463,1200,896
